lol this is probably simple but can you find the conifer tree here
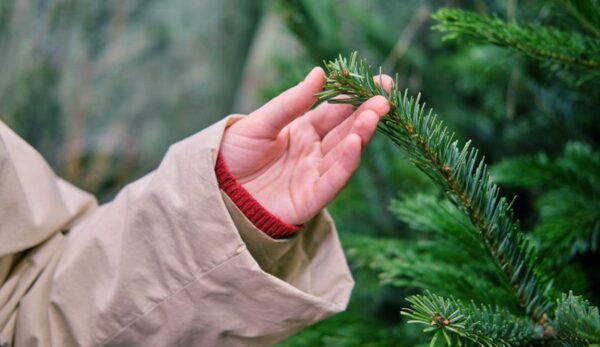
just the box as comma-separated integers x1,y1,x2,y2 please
271,1,599,345
317,51,599,345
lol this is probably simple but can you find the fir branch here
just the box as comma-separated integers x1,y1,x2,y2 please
492,142,600,191
493,142,600,264
534,190,600,264
373,246,514,310
317,53,554,326
401,291,540,346
387,194,521,310
390,194,484,253
556,0,600,38
551,292,600,344
344,232,509,308
431,8,600,70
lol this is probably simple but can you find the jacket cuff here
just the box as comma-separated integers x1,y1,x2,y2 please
215,152,301,238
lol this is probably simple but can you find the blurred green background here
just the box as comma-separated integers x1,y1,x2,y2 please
1,0,598,345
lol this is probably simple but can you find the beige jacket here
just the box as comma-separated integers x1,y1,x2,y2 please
0,116,354,346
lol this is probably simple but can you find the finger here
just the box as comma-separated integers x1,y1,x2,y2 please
308,98,356,138
353,109,380,145
249,67,325,138
308,74,392,138
373,74,394,94
309,75,392,137
319,109,379,175
313,134,362,208
321,95,389,153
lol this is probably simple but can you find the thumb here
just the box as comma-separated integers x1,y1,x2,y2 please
249,67,325,138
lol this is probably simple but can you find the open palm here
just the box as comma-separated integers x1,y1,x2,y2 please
221,67,391,226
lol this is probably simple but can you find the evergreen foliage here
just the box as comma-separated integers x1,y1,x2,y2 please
432,8,600,71
383,195,518,309
555,0,600,37
551,292,600,344
317,52,600,346
493,142,600,266
271,1,600,345
2,0,598,345
402,291,539,346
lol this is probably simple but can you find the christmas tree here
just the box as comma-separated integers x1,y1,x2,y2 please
310,0,600,346
318,51,599,345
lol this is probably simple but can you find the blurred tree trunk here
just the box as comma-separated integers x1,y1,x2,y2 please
0,0,261,199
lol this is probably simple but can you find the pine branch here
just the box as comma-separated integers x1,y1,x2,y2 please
401,291,539,346
317,53,554,326
431,8,600,70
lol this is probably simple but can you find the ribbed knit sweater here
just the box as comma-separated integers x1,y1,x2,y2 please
215,153,301,238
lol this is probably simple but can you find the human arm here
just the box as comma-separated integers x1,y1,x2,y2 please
1,67,391,346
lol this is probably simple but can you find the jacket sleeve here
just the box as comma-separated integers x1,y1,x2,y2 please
0,121,97,346
13,116,353,346
0,121,97,259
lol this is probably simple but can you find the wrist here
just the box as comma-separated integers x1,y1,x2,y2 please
215,152,302,238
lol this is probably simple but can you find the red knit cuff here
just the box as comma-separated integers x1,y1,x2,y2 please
215,152,302,238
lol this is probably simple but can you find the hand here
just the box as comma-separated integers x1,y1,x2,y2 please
220,67,392,225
